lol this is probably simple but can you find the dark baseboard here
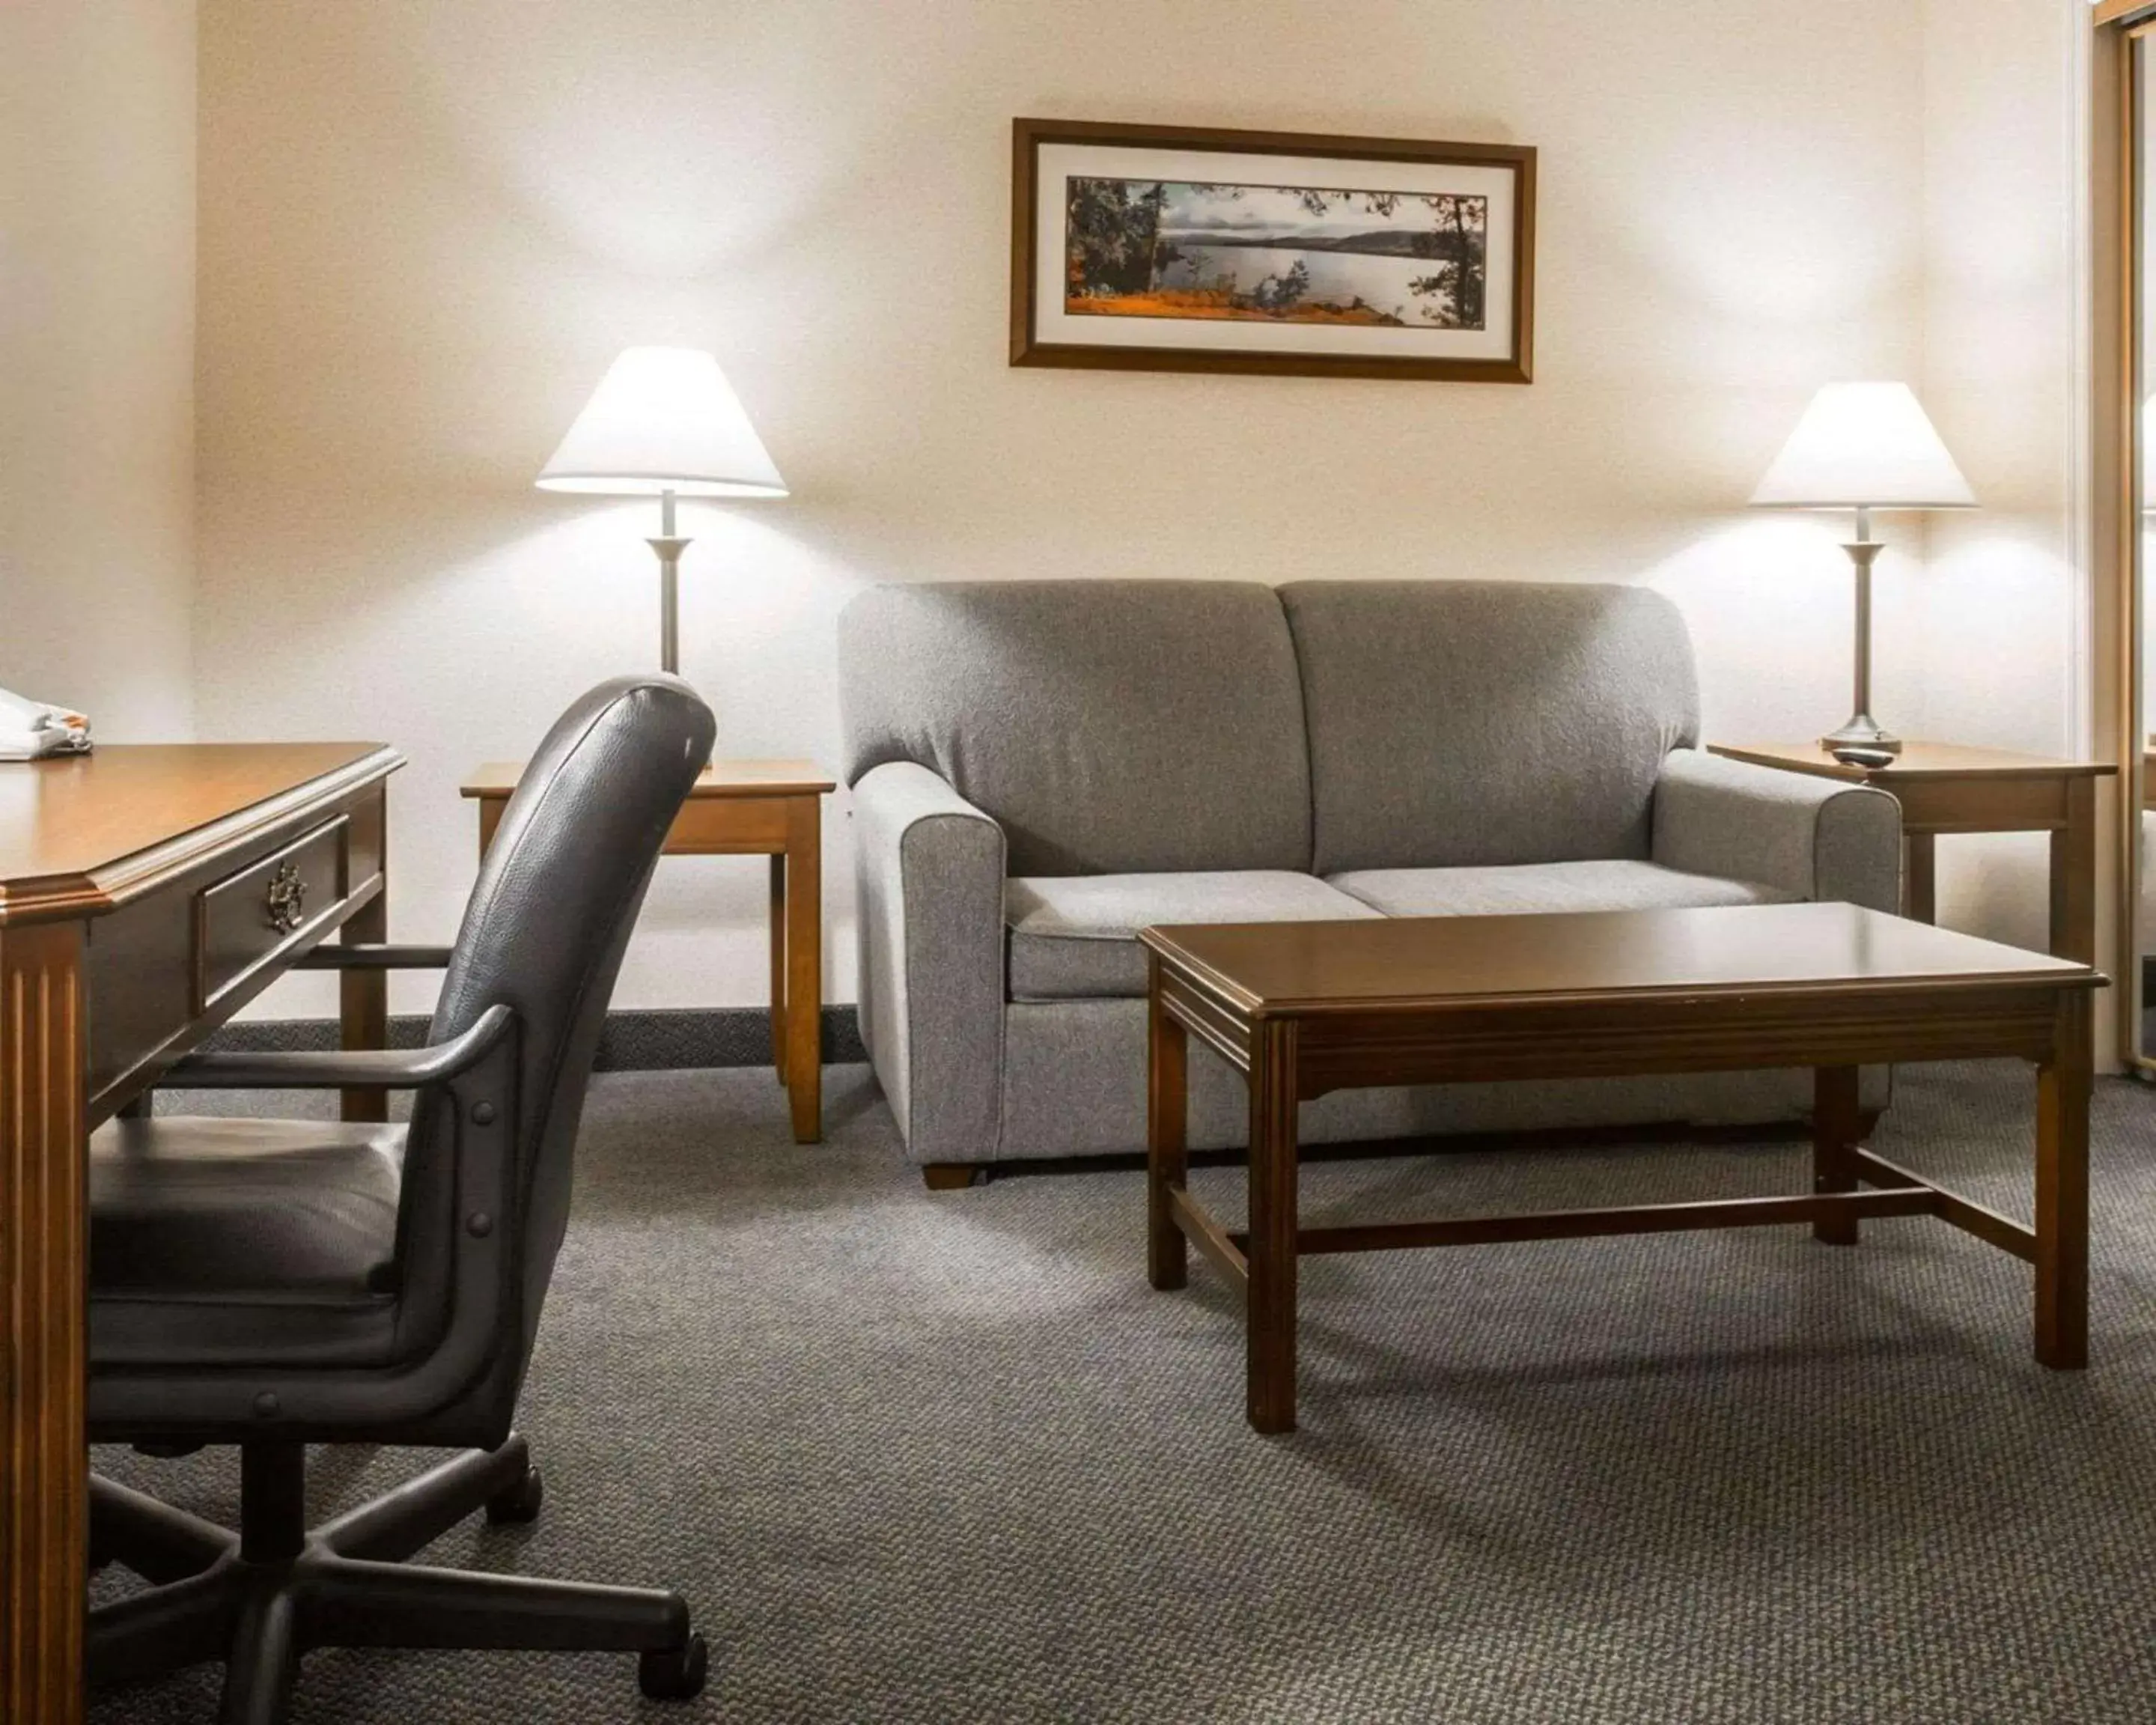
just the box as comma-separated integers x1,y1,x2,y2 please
204,1006,867,1072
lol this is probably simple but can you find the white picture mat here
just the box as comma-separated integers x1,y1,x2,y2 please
1032,141,1518,360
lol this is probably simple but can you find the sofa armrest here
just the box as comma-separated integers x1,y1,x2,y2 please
1652,748,1901,910
851,761,1008,1161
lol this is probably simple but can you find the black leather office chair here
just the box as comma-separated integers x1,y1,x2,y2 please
85,675,716,1723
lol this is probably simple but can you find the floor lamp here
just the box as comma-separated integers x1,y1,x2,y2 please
535,346,788,675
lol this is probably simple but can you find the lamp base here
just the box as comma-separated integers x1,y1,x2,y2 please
1821,714,1901,756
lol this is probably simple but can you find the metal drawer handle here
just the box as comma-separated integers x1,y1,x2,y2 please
265,860,308,934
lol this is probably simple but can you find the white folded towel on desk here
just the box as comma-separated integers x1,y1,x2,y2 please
0,687,92,760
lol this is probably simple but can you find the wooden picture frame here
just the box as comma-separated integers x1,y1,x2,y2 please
1010,118,1536,383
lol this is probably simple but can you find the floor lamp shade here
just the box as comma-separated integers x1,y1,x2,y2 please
1749,383,1974,757
535,347,788,498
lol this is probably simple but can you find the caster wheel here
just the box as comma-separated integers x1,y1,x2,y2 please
484,1463,543,1524
639,1632,708,1701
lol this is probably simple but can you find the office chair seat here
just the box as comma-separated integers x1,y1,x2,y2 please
89,1116,405,1369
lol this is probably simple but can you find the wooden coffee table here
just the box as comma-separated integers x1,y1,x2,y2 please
1140,902,2103,1435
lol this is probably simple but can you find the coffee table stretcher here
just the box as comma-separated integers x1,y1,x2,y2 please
1142,936,2095,1437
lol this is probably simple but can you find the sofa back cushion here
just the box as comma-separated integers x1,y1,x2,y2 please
839,579,1313,876
1278,580,1700,874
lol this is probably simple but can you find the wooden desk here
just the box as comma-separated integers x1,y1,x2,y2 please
1709,741,2115,964
461,759,833,1143
0,742,403,1724
1142,904,2101,1435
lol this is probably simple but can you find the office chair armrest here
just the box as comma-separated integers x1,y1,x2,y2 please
157,1005,515,1090
292,943,456,970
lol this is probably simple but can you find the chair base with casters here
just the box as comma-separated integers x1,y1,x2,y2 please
88,989,708,1718
90,1437,706,1721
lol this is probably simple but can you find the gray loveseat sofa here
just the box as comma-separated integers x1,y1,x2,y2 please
837,579,1901,1178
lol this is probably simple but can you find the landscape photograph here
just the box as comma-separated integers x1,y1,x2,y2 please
1063,175,1490,330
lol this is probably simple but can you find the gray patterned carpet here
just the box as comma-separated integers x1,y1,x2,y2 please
90,1060,2156,1723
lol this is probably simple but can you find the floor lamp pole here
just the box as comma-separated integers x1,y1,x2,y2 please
648,487,689,675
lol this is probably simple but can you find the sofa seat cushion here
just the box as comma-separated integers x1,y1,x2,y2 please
1007,871,1380,1000
1325,860,1791,919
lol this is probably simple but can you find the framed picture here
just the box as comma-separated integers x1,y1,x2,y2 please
1010,118,1535,383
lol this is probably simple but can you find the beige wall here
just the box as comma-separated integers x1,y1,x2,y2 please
0,0,198,738
196,0,1940,1017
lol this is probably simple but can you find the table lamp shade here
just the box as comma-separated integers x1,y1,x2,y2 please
535,346,787,498
1749,382,1974,511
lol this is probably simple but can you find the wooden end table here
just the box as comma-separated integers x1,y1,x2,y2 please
462,758,833,1143
1708,741,2115,964
1142,903,2101,1435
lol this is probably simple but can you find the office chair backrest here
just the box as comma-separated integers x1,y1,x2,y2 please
419,675,713,1384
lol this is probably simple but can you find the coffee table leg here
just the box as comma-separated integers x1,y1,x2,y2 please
1246,1019,1300,1435
2035,990,2092,1369
1147,962,1188,1292
1812,1065,1863,1245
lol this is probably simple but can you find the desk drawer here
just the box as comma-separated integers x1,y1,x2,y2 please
195,816,351,1012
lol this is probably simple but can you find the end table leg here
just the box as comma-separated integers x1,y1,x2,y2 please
1146,966,1189,1292
1246,1019,1300,1435
2035,990,2092,1369
767,854,788,1086
2049,776,2098,964
1904,833,1937,924
1812,1065,1862,1245
783,800,822,1144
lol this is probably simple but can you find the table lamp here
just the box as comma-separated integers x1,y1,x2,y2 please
1750,381,1974,756
536,346,788,675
